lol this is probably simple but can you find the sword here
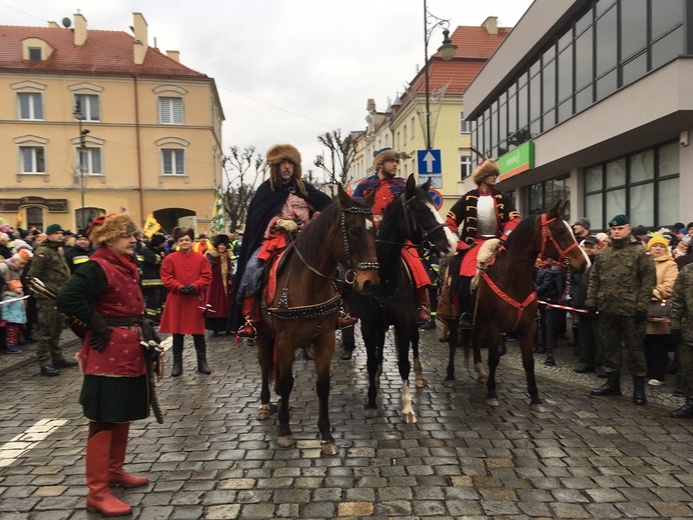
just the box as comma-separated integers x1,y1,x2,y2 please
141,340,165,424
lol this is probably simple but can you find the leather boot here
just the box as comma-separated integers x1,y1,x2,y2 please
415,287,431,324
497,334,507,357
633,375,647,406
670,397,693,418
171,334,184,377
86,427,133,516
193,335,211,374
591,371,621,396
109,423,148,488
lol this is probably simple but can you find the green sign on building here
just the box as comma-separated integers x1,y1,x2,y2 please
498,141,534,181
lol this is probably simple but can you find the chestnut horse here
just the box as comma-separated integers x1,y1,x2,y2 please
442,201,589,411
349,175,457,423
256,186,379,456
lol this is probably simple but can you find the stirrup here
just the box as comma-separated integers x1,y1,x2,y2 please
416,306,431,324
459,312,473,330
338,310,358,329
236,317,257,341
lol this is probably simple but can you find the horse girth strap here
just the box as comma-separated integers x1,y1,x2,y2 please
268,291,342,320
481,271,536,330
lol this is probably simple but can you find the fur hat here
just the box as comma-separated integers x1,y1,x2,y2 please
471,159,501,185
266,144,305,194
87,213,138,246
372,148,411,172
213,234,230,247
172,226,195,242
11,249,33,265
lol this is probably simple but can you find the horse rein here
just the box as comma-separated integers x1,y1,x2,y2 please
539,214,579,262
375,194,445,249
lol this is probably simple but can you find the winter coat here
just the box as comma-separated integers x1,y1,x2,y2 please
569,255,596,309
205,249,233,320
1,292,27,324
27,240,69,298
646,254,678,335
670,263,693,345
159,249,212,334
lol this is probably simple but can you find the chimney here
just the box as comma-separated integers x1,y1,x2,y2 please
482,16,498,35
166,50,180,62
74,12,87,45
132,12,149,65
48,21,60,29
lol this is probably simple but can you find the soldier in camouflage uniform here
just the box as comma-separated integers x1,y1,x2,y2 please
28,224,76,376
586,214,655,405
669,263,693,418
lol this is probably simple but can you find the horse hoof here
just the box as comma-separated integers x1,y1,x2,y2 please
364,408,379,418
320,441,339,456
257,405,270,420
277,435,295,448
415,377,426,389
443,378,456,388
401,413,418,424
530,403,546,413
486,398,500,407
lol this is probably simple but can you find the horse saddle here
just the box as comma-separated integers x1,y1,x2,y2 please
263,245,293,305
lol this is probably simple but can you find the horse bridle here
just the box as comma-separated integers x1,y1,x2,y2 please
377,194,445,249
539,213,579,262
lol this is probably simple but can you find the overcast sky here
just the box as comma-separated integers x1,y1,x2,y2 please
2,0,533,182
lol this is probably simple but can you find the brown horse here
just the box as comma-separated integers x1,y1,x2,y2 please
442,201,589,411
256,186,379,456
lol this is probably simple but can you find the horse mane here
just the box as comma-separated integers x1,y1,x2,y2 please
293,198,341,262
504,213,539,253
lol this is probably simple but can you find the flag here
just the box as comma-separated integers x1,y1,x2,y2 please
16,208,23,229
143,213,162,238
210,187,225,235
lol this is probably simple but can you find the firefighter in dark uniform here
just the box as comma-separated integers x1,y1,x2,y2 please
139,233,167,324
64,231,93,274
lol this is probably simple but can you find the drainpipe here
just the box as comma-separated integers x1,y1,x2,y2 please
133,75,145,224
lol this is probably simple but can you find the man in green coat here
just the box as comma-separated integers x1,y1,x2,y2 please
28,224,76,376
586,214,656,405
669,263,693,418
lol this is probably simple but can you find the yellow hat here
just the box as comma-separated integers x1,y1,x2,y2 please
646,234,669,251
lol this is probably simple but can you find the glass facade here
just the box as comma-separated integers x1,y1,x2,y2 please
472,0,685,157
523,174,570,217
583,141,679,230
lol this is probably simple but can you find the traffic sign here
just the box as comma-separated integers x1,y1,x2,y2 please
428,188,443,210
417,149,442,174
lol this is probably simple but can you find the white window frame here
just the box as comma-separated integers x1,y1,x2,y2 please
18,92,44,120
74,93,101,122
20,146,46,174
76,147,103,175
460,111,471,133
460,152,472,180
159,97,184,125
161,148,186,175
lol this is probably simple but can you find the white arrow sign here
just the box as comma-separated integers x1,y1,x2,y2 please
423,151,436,174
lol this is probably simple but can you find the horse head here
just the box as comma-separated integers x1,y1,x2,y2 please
540,201,591,273
338,184,380,295
402,175,457,259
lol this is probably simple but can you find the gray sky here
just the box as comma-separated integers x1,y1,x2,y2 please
1,0,534,183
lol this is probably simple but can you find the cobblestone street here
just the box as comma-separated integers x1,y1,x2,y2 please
1,325,692,519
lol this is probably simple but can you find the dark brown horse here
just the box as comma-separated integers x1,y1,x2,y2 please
349,175,457,423
442,201,589,411
256,186,379,456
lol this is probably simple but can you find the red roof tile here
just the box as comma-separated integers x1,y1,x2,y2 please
0,25,206,78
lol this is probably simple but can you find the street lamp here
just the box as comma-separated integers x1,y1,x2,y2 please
73,99,89,230
423,0,457,149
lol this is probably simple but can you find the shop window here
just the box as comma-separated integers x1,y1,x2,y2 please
26,207,43,231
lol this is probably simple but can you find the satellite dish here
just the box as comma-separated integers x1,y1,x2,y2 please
62,17,71,28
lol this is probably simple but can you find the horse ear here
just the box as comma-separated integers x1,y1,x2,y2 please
406,174,417,197
337,184,351,208
546,200,561,218
421,177,432,191
364,186,376,207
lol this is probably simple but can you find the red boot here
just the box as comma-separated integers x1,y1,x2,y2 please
109,423,148,488
416,287,431,324
337,310,357,329
236,297,260,339
86,426,133,517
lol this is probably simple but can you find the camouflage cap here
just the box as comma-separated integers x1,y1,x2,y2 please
608,214,629,227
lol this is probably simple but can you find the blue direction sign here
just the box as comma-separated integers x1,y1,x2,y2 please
417,149,442,174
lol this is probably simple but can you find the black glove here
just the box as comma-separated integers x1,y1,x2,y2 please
179,284,195,295
634,310,648,324
586,306,598,320
671,328,683,346
88,312,111,352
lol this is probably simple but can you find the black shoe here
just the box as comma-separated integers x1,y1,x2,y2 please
591,373,621,396
53,358,78,368
212,331,219,337
40,365,60,377
341,349,353,360
670,398,693,418
419,320,436,330
574,363,595,374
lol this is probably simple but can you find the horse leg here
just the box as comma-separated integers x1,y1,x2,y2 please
362,319,380,416
409,324,426,388
472,327,489,384
445,319,459,385
256,338,273,420
314,330,338,456
396,323,416,424
274,337,296,447
521,319,545,412
484,325,502,408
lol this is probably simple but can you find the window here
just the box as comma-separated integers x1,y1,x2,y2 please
162,149,185,175
159,97,183,124
18,93,43,120
20,146,46,173
460,111,470,133
26,207,43,230
76,208,103,231
523,174,570,216
74,94,100,121
28,48,41,61
77,147,103,175
459,153,472,180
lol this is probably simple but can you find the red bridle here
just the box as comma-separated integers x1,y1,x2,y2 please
539,214,579,262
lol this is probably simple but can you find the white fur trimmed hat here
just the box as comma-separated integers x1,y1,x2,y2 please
471,159,500,185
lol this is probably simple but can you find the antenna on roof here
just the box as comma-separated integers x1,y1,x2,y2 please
62,17,71,28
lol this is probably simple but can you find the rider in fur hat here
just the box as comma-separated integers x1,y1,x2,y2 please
445,158,521,329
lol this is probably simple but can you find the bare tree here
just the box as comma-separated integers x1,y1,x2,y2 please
314,130,357,187
222,146,263,233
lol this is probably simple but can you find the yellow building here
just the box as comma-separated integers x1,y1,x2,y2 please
0,12,224,235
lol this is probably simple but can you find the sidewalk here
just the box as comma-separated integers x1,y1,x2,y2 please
0,328,81,376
